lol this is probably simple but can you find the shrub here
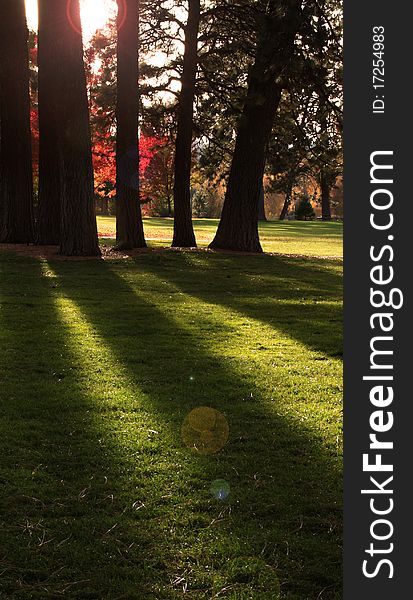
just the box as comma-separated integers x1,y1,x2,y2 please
295,195,316,220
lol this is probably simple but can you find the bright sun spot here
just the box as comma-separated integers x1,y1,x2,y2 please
25,0,117,42
79,0,117,40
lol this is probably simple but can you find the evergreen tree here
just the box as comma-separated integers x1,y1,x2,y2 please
37,0,61,244
172,0,200,248
37,0,100,256
210,0,303,252
295,194,315,220
0,0,34,244
115,0,146,249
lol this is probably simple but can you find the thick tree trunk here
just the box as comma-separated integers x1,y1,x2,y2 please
58,0,100,256
0,0,34,244
115,0,146,249
209,81,280,252
37,0,61,245
258,183,267,221
171,0,200,248
210,1,301,252
37,0,99,255
320,169,332,220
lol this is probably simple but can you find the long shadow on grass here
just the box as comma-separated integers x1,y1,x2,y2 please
258,222,342,239
132,251,343,359
0,254,174,599
47,257,342,599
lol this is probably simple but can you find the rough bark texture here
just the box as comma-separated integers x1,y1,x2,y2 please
210,1,301,252
115,0,146,249
257,183,267,221
171,0,200,248
42,0,100,256
320,169,332,220
37,0,62,245
0,0,34,244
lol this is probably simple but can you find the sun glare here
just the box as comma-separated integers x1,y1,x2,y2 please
25,0,117,42
79,0,117,40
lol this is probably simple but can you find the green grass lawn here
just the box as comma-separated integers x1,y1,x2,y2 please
97,216,343,258
0,227,342,598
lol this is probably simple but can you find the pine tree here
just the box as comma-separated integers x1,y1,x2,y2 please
37,0,61,245
295,194,315,220
171,0,200,248
115,0,146,249
0,0,34,244
37,0,100,256
210,1,302,252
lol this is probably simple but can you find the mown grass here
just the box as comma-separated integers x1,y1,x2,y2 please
97,216,343,257
0,240,342,599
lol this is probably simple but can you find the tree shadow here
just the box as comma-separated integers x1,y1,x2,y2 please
45,256,343,599
259,222,342,239
131,251,343,359
0,254,175,598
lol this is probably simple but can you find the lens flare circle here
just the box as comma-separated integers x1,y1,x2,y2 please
115,0,128,31
66,0,126,36
210,479,230,501
181,407,229,455
66,0,82,35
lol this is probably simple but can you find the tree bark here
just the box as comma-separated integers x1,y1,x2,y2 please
171,0,200,248
210,1,301,252
279,178,294,220
279,195,290,220
0,0,34,244
320,168,332,220
59,0,100,256
37,0,61,245
115,0,146,249
37,0,100,255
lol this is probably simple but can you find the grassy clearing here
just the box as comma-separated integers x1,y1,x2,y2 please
97,216,343,257
0,238,342,598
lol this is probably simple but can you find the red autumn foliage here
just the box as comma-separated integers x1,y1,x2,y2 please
28,28,169,204
30,108,39,179
30,103,166,200
92,132,168,199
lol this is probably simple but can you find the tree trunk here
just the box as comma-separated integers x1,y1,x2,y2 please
115,0,146,249
37,0,100,255
0,0,34,244
279,195,290,220
171,0,200,248
58,0,100,256
257,183,267,221
210,1,301,252
37,0,61,245
316,8,332,224
279,179,294,220
320,169,332,220
209,79,281,252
